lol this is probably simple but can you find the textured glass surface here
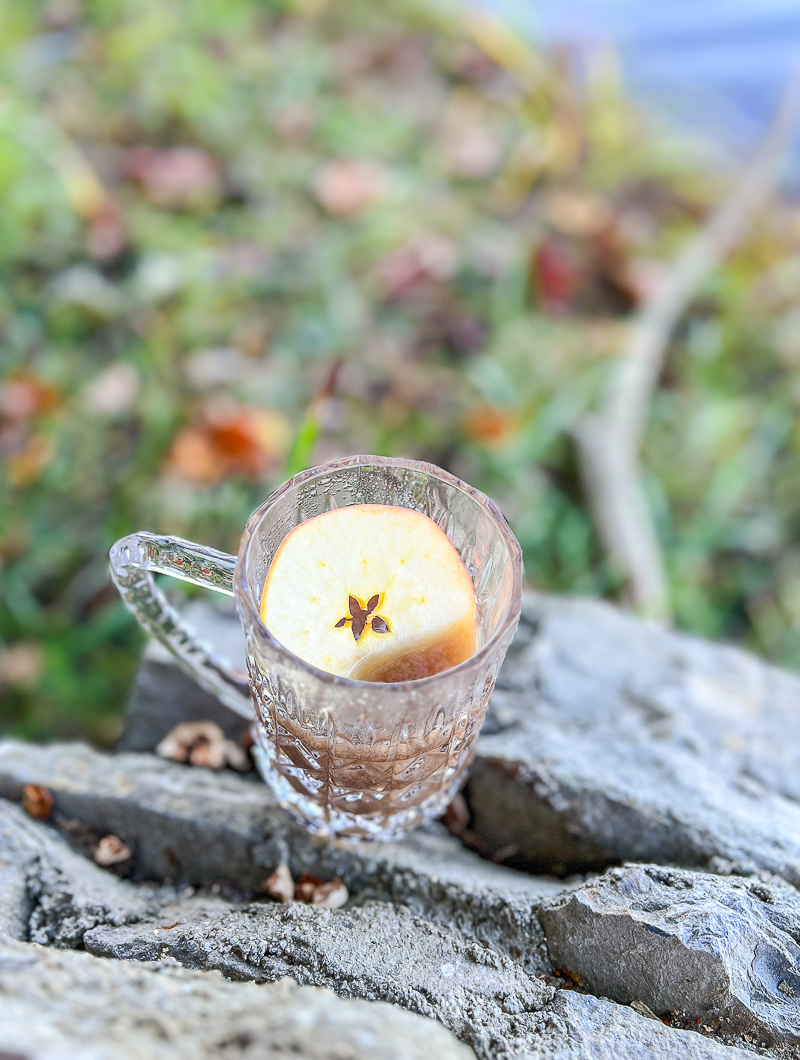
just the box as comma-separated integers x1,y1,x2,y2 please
110,456,522,841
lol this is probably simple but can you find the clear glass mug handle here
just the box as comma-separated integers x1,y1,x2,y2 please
109,531,252,719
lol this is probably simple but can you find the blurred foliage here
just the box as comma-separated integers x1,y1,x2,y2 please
2,0,800,744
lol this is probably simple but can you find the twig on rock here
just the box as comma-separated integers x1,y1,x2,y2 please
575,71,800,620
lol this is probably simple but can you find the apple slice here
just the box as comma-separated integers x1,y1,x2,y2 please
260,504,477,681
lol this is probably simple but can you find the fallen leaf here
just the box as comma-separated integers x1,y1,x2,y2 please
0,376,59,422
0,642,43,688
313,159,383,216
165,403,291,485
273,102,314,143
261,863,294,903
446,124,499,179
124,146,221,210
0,521,30,564
222,740,252,773
210,404,292,475
441,94,500,179
463,405,515,446
617,258,670,305
377,235,459,298
188,734,228,770
155,721,249,772
463,8,536,80
94,834,132,866
82,362,139,416
294,871,322,903
52,139,107,220
85,197,127,261
441,791,470,836
164,427,226,486
542,190,612,238
312,877,348,908
4,436,56,488
531,239,582,314
436,312,486,355
22,784,53,821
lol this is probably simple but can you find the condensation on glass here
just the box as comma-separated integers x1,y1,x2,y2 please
109,456,522,841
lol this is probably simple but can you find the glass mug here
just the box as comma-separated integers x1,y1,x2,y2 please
109,456,522,841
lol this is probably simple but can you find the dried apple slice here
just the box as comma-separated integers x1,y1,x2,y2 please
260,504,477,681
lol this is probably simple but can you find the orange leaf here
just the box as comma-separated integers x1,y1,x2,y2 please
313,160,383,216
0,375,59,422
22,784,53,821
165,427,226,486
165,406,291,485
124,147,221,211
4,435,56,487
463,405,515,446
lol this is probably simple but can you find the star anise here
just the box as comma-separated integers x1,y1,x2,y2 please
335,594,390,642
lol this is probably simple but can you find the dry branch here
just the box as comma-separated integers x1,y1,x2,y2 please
576,72,800,620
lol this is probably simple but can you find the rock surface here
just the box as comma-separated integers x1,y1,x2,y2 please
0,738,562,976
1,933,752,1060
0,938,474,1060
85,898,552,1058
83,899,764,1060
0,739,284,889
540,864,800,1057
0,745,781,1060
10,581,800,1060
0,798,163,946
121,592,800,886
469,593,800,885
523,992,756,1060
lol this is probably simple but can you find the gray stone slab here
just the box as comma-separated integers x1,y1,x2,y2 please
0,740,563,976
0,938,474,1060
0,798,163,947
0,739,284,888
84,893,759,1060
469,593,800,885
521,992,757,1060
84,898,552,1059
0,745,765,1060
122,592,800,887
540,864,800,1057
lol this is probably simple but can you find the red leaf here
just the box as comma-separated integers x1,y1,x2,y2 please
532,239,581,314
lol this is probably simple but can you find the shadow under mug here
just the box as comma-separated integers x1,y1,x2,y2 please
109,455,522,841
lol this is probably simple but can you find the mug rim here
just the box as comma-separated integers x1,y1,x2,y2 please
234,454,523,690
